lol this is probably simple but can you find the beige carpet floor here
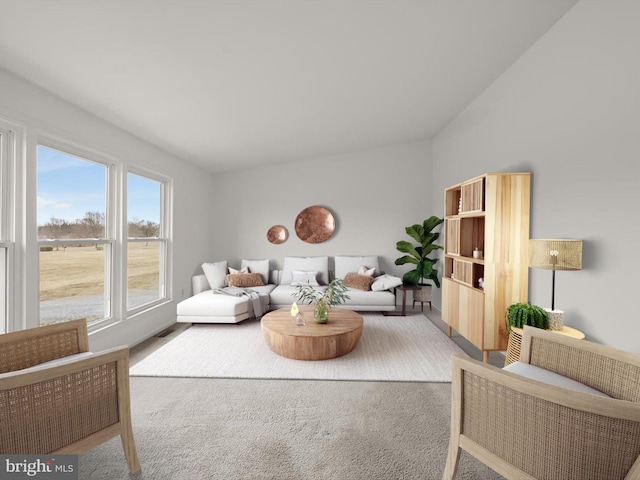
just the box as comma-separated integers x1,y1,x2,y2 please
79,377,505,480
129,313,467,382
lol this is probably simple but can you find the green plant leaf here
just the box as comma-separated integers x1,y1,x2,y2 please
405,224,424,244
294,279,350,307
402,270,420,285
421,232,439,248
395,255,419,266
396,241,420,259
423,216,444,233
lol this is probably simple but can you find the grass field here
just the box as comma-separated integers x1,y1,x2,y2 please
39,242,160,301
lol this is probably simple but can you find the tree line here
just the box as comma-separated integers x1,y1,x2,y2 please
38,211,160,239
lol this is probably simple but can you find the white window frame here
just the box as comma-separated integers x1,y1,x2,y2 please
0,125,11,334
36,137,117,329
125,167,172,315
0,117,22,334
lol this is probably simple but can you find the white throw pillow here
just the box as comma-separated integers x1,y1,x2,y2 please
334,256,380,280
358,265,376,277
290,270,320,286
241,259,270,284
371,274,403,291
202,261,228,289
281,256,329,285
228,266,249,275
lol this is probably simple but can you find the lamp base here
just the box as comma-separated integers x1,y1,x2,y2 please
545,308,564,331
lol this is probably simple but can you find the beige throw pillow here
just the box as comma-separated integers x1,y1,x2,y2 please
226,273,264,288
343,272,374,291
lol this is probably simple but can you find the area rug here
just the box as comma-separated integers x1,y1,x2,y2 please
129,313,467,382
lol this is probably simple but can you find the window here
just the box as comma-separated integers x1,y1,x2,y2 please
36,138,172,328
37,143,112,326
127,172,168,311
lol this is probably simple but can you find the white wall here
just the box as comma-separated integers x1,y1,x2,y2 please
0,67,213,350
209,140,436,289
432,0,640,352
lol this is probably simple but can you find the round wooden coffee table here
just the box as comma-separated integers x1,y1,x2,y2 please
261,306,363,360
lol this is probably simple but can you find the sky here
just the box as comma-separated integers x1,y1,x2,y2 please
37,145,160,226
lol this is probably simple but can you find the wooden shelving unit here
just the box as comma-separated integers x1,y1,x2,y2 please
442,173,531,362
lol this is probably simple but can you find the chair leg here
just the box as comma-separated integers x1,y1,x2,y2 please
442,437,461,480
120,424,141,473
116,355,141,473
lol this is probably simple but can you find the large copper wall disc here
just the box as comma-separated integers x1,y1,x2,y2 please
295,206,336,243
267,225,288,244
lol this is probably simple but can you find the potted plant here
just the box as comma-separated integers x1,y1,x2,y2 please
504,302,549,365
294,279,350,324
505,302,549,333
395,216,444,303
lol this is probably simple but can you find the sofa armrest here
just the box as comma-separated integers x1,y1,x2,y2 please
192,274,210,294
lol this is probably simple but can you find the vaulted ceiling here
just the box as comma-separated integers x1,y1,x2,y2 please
0,0,576,173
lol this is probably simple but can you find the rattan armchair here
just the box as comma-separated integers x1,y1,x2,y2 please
443,325,640,480
0,319,140,473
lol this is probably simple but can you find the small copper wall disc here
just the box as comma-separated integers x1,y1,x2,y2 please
267,225,288,244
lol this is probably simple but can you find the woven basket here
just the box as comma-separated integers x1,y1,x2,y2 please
414,285,432,302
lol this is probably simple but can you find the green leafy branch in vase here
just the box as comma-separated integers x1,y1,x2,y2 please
294,279,350,323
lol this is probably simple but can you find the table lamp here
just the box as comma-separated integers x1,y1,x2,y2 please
529,239,582,330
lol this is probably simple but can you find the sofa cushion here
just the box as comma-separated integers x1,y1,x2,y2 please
270,284,322,307
290,270,319,286
241,259,270,284
226,273,264,288
343,273,374,291
178,291,249,316
371,274,403,291
334,256,380,280
177,285,276,317
281,256,329,285
342,287,395,308
269,284,395,310
503,361,610,398
202,260,228,288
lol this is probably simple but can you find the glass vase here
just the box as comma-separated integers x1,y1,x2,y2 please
314,302,329,324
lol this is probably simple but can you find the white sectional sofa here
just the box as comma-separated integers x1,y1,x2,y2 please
176,255,401,324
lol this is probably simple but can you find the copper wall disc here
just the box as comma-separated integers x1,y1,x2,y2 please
267,225,288,244
294,206,336,244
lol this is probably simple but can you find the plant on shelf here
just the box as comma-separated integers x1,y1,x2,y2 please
294,279,350,324
395,216,444,303
505,302,549,333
